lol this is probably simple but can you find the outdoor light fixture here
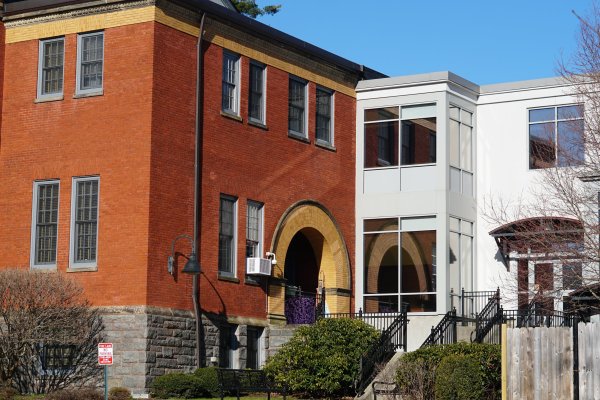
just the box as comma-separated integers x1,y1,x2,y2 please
168,234,201,276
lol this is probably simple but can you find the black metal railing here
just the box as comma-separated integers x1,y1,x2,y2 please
450,288,500,321
472,290,502,343
354,304,409,395
324,308,403,332
421,308,458,347
503,309,576,328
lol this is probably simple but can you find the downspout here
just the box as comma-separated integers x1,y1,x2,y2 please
192,11,206,369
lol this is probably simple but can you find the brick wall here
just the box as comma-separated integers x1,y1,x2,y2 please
0,22,156,306
0,18,356,318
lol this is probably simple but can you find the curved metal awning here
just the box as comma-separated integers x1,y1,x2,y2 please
489,217,583,269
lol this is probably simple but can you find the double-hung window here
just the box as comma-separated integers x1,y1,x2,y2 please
529,105,584,169
70,177,99,268
449,106,473,195
246,201,263,258
37,38,64,99
31,181,60,268
248,61,266,124
222,51,240,115
316,87,333,145
288,76,307,137
219,195,237,276
76,32,104,95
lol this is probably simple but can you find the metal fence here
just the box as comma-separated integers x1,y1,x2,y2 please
324,308,403,332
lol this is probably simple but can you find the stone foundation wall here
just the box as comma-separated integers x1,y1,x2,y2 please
100,306,223,398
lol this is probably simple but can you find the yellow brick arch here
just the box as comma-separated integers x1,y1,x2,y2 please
266,201,351,322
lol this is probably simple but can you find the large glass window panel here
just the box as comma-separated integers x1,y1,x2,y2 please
462,171,473,196
400,231,436,294
557,119,584,166
449,231,460,292
529,122,556,169
450,167,460,193
449,119,460,167
529,107,555,123
563,263,582,290
364,233,398,294
364,121,399,167
401,294,436,312
363,295,399,313
460,124,472,171
364,218,399,232
365,107,399,122
400,117,436,165
461,235,473,292
449,106,460,120
558,105,583,120
461,109,473,126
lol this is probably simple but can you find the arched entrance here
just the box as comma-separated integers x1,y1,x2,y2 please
267,201,352,324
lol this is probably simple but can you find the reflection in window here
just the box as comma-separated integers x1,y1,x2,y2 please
363,218,436,312
529,105,584,169
401,118,437,165
449,217,473,294
364,105,435,168
563,263,582,290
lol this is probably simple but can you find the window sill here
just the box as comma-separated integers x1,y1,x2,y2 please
35,95,64,103
218,273,240,283
31,265,57,271
288,131,310,144
73,91,103,99
315,140,336,152
221,111,243,123
248,120,268,131
245,277,262,286
67,266,98,272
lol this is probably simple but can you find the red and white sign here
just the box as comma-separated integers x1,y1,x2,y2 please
98,343,113,365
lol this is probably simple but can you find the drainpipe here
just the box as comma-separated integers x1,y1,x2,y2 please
192,11,206,369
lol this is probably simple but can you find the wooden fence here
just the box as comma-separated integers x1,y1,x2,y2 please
577,322,600,399
503,322,600,400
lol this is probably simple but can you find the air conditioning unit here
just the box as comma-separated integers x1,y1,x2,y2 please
246,257,272,276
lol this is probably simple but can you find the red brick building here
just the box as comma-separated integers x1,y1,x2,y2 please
0,0,382,394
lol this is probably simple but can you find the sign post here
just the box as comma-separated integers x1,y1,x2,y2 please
98,343,113,400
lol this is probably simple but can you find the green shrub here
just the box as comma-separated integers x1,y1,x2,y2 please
263,317,379,398
396,342,500,400
434,354,484,400
108,387,132,400
150,370,219,399
193,367,219,398
43,388,103,400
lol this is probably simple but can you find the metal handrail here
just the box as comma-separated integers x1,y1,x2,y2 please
421,308,458,347
354,304,409,395
473,291,502,343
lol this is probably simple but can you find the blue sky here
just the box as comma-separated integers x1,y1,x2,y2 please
256,0,591,84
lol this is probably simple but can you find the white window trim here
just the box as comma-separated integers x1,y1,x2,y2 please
248,61,266,125
30,180,60,269
246,200,264,259
222,51,241,116
75,32,104,96
315,86,334,147
69,176,100,270
288,76,308,138
219,195,238,277
37,38,65,101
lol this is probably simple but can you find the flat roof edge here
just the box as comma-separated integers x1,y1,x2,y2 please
356,71,479,93
480,77,568,94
